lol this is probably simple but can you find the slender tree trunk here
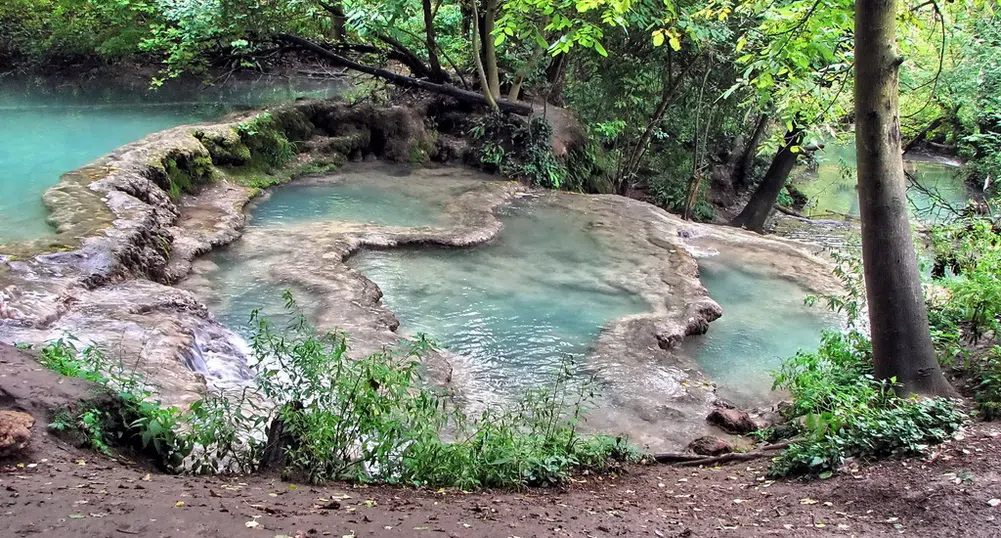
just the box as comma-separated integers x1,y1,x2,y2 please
318,1,346,41
619,51,701,187
422,0,446,82
734,113,769,187
483,0,501,98
508,46,544,102
730,128,804,232
855,0,954,396
470,2,499,111
903,116,943,154
545,53,568,105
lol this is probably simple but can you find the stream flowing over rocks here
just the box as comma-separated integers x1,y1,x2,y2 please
0,98,840,450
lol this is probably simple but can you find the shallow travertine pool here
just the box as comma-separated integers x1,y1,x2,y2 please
179,162,839,449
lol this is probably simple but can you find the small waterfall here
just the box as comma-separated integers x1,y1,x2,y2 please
186,323,255,391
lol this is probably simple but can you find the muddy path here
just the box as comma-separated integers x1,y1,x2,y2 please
2,422,999,538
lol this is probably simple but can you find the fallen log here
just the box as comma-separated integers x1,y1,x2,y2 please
654,441,793,467
277,34,533,116
773,204,811,219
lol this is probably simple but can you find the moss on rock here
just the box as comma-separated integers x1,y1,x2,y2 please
194,129,252,166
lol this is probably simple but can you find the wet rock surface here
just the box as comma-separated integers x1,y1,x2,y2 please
707,407,760,435
687,435,734,456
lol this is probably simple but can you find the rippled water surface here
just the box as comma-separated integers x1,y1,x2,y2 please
349,197,650,389
684,254,837,406
198,169,838,405
0,76,345,242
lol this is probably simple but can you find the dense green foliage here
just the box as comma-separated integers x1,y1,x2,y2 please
33,295,637,488
926,204,1001,420
770,331,965,477
5,0,998,221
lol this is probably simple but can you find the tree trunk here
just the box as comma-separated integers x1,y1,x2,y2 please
903,116,943,154
730,128,804,233
734,113,769,187
855,0,955,396
483,0,501,98
545,53,568,104
422,0,447,83
470,2,499,111
318,1,346,41
374,33,433,80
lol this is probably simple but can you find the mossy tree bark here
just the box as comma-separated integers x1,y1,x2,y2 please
730,128,803,233
855,0,955,396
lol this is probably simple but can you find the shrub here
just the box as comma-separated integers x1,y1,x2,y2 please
769,244,966,477
933,219,1001,341
469,114,570,189
237,113,299,170
248,293,639,488
770,331,965,477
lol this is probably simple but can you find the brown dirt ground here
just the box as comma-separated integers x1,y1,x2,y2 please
0,423,997,537
3,346,1001,538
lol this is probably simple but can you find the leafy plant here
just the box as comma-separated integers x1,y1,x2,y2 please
770,241,965,477
35,293,636,488
770,331,965,477
248,292,638,488
237,113,299,170
469,114,569,189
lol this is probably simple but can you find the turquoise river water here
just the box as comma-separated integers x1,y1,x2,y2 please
0,75,345,242
792,142,970,222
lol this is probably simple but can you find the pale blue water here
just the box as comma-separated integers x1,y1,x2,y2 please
198,175,836,402
349,198,650,388
685,256,836,406
0,76,345,242
250,181,441,229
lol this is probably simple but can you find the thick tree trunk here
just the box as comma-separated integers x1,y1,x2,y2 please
734,113,769,187
855,0,954,396
730,128,803,233
422,0,447,83
277,34,528,114
483,0,501,99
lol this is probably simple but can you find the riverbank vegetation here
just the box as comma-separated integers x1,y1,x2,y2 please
28,294,638,488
